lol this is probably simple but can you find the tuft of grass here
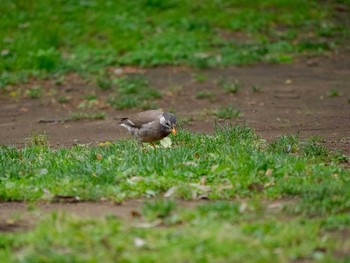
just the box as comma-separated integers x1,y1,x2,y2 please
57,95,71,103
219,79,242,94
96,72,113,90
192,73,208,82
68,112,106,121
327,88,340,97
142,199,177,221
269,135,300,153
26,86,43,99
302,139,329,158
195,90,214,100
25,131,49,147
108,76,161,110
251,84,262,93
214,106,241,119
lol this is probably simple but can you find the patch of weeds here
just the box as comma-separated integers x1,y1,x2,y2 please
192,73,208,82
214,106,241,119
302,139,329,158
307,135,325,144
219,79,242,94
26,85,43,99
108,76,161,110
269,135,300,154
321,213,350,230
142,199,176,221
77,96,100,109
68,112,106,121
31,48,61,71
57,95,71,103
327,88,340,97
84,94,98,101
109,96,138,109
96,72,113,90
195,90,214,101
25,131,49,147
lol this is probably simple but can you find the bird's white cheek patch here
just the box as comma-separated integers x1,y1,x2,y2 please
120,123,132,132
159,116,166,126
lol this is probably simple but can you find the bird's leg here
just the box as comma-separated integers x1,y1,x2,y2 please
150,142,156,149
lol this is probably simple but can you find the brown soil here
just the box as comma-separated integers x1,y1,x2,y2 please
1,53,349,153
0,199,287,232
0,53,349,224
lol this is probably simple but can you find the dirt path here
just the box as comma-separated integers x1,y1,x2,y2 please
1,53,349,153
0,199,290,232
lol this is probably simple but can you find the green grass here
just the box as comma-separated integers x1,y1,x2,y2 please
68,111,106,121
327,88,341,97
195,90,214,100
252,84,262,93
26,85,43,99
192,73,208,82
0,200,349,262
219,79,242,94
96,71,113,90
1,126,349,213
1,0,349,88
1,126,350,261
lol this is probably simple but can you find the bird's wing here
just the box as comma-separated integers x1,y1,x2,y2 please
119,110,163,128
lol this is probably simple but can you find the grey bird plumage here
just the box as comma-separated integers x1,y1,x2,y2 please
118,110,177,143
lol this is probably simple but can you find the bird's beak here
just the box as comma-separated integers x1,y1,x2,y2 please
171,128,176,136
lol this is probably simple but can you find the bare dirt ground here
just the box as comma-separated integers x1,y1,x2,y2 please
0,52,349,225
1,53,349,153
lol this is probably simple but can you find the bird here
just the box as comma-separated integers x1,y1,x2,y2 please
118,110,176,146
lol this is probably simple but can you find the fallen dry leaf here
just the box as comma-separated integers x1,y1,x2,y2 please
96,153,102,161
99,141,111,147
160,137,172,148
265,169,273,176
134,237,146,248
164,186,177,198
131,210,142,218
132,219,163,228
239,202,248,213
264,181,275,188
190,183,211,193
183,161,198,167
